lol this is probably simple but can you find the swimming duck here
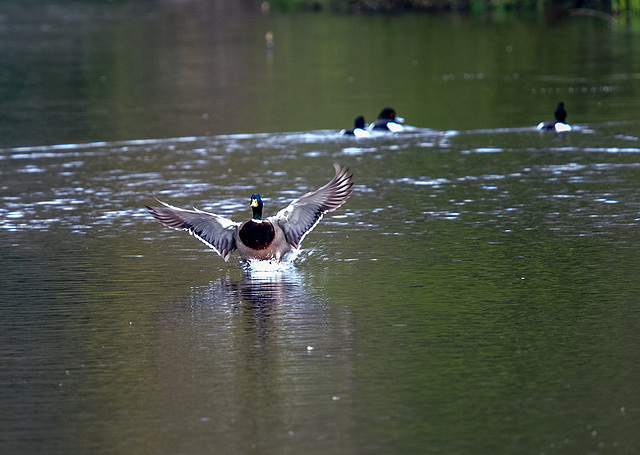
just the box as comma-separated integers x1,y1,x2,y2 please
147,164,354,262
537,102,572,133
340,116,370,138
369,107,405,132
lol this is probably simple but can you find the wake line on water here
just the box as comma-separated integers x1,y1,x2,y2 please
3,117,640,158
1,135,202,154
0,125,452,157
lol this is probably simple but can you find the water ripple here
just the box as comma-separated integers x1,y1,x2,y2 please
3,126,640,239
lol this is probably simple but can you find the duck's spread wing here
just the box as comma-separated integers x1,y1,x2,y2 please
272,164,354,249
147,197,239,261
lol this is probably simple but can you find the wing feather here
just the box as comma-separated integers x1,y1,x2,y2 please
146,197,239,261
271,164,354,248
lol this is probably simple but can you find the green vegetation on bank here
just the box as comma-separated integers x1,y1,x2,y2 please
267,0,640,29
269,0,607,13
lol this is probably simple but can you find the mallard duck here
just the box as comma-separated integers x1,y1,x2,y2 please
340,116,370,138
147,164,354,262
369,107,404,132
537,102,572,133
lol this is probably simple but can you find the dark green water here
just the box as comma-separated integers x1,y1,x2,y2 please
2,3,640,454
3,2,640,146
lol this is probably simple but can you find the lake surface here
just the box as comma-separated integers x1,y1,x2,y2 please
2,3,640,454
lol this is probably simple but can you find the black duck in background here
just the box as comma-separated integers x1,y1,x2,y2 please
368,107,404,132
537,102,571,133
340,116,370,137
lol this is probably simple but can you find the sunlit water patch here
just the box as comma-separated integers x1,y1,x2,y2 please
2,124,640,245
0,128,449,233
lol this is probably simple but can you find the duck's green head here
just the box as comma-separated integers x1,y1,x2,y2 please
250,194,263,220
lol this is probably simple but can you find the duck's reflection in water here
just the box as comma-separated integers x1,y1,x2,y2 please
153,267,356,451
238,269,303,342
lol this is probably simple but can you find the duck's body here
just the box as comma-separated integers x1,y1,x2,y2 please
340,116,370,137
369,107,404,132
537,102,572,132
147,164,354,262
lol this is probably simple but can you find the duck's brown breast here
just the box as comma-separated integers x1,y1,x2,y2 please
239,220,275,250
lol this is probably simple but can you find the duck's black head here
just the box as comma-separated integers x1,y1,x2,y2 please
378,108,396,121
354,116,366,129
250,194,263,220
554,102,567,123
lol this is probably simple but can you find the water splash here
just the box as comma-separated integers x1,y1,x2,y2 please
242,248,300,274
241,254,304,286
